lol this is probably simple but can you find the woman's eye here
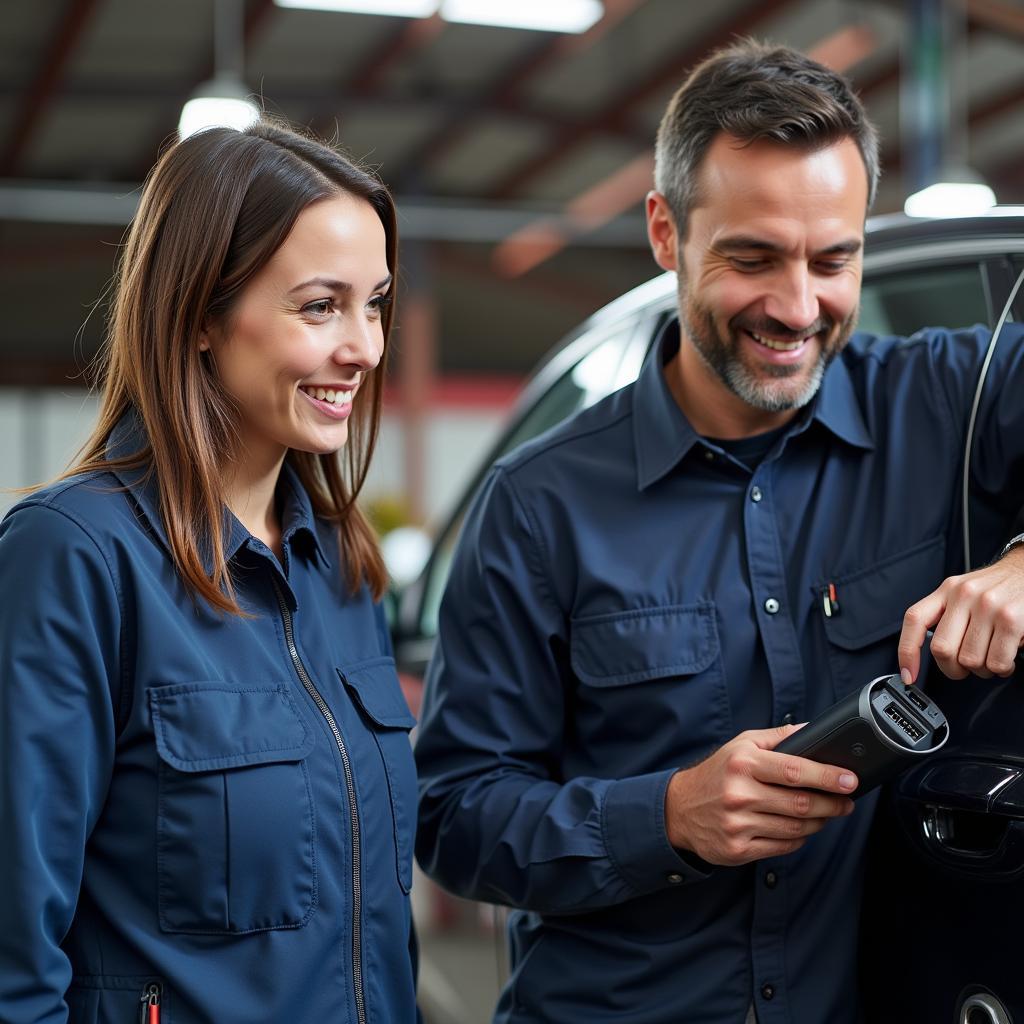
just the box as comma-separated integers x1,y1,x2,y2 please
303,299,333,319
367,293,393,318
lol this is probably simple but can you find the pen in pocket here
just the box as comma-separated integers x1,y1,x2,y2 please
139,982,161,1024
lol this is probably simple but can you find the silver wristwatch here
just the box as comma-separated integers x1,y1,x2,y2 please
998,532,1024,560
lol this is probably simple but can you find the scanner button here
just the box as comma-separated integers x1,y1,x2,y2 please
761,983,776,1001
764,598,780,614
750,486,763,503
764,871,777,889
666,873,684,885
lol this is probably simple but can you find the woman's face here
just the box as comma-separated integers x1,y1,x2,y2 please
204,193,390,468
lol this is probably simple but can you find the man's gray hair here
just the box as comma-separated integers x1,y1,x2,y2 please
654,40,880,238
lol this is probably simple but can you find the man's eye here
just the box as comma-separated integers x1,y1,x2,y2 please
816,260,849,274
731,258,767,271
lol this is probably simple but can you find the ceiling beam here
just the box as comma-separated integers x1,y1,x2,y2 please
0,0,103,177
485,0,802,201
305,15,446,140
130,0,277,178
390,0,646,191
962,0,1024,42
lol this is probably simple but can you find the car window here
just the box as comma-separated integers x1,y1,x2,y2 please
418,324,650,639
859,262,988,336
413,254,1000,647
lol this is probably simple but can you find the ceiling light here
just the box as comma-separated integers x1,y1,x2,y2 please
273,0,437,14
441,0,603,33
179,76,260,139
904,168,997,219
180,0,259,139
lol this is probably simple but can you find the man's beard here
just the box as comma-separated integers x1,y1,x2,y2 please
681,291,858,413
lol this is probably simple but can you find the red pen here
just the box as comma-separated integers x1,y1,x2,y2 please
140,983,161,1024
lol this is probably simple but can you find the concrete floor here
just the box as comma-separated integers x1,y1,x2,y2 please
416,896,508,1024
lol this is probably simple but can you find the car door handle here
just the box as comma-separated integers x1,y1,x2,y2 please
893,759,1024,876
917,804,1024,873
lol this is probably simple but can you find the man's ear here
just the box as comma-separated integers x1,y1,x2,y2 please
646,191,681,273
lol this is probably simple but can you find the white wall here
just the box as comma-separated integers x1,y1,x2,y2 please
0,388,507,527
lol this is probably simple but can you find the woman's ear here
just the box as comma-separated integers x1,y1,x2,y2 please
198,317,218,353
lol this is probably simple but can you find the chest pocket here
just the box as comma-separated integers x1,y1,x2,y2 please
569,602,730,771
149,682,317,934
819,535,947,700
339,657,417,894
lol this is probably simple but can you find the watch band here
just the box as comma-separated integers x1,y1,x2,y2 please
998,532,1024,560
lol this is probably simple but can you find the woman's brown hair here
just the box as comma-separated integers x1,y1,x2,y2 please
65,121,396,611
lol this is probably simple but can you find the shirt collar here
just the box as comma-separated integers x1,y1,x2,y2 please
278,459,331,570
633,318,874,490
105,411,330,572
633,319,702,490
807,338,875,452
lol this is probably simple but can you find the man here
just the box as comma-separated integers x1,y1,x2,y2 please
415,42,1024,1023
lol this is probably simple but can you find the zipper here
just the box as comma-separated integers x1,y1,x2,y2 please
271,576,365,1024
138,983,160,1024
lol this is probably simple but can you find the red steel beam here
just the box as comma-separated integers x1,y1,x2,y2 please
485,0,802,201
306,14,446,139
0,0,103,177
392,0,646,188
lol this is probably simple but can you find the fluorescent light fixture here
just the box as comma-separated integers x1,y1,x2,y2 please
179,76,260,139
441,0,603,32
274,0,437,13
904,168,997,219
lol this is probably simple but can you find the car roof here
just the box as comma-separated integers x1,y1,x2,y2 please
517,208,1024,419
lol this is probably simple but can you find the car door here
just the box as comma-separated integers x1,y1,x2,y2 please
860,239,1024,1024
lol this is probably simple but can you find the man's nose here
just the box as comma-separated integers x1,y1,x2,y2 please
763,266,819,332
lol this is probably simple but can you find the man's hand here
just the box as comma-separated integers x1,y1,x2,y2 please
898,546,1024,684
664,725,857,866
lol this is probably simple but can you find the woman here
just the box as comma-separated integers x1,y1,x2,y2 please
0,122,419,1023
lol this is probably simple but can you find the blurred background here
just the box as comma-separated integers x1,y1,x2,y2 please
2,0,1023,1019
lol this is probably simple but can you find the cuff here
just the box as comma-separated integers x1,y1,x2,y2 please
602,768,711,894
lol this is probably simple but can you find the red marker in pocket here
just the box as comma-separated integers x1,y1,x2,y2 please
140,983,161,1024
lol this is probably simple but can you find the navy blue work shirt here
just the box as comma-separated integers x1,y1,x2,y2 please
415,319,1024,1024
0,415,419,1024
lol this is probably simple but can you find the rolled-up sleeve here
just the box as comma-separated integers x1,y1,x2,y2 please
0,503,121,1024
414,468,703,914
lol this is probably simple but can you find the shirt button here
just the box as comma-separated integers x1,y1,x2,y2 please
764,870,778,889
764,597,780,614
750,486,763,503
782,712,794,726
703,450,715,462
761,983,776,1001
666,872,684,885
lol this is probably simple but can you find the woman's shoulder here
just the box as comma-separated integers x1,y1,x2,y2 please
2,470,132,554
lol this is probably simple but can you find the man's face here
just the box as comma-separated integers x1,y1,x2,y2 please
649,134,867,434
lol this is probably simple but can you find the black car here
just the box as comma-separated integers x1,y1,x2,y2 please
394,210,1024,1024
